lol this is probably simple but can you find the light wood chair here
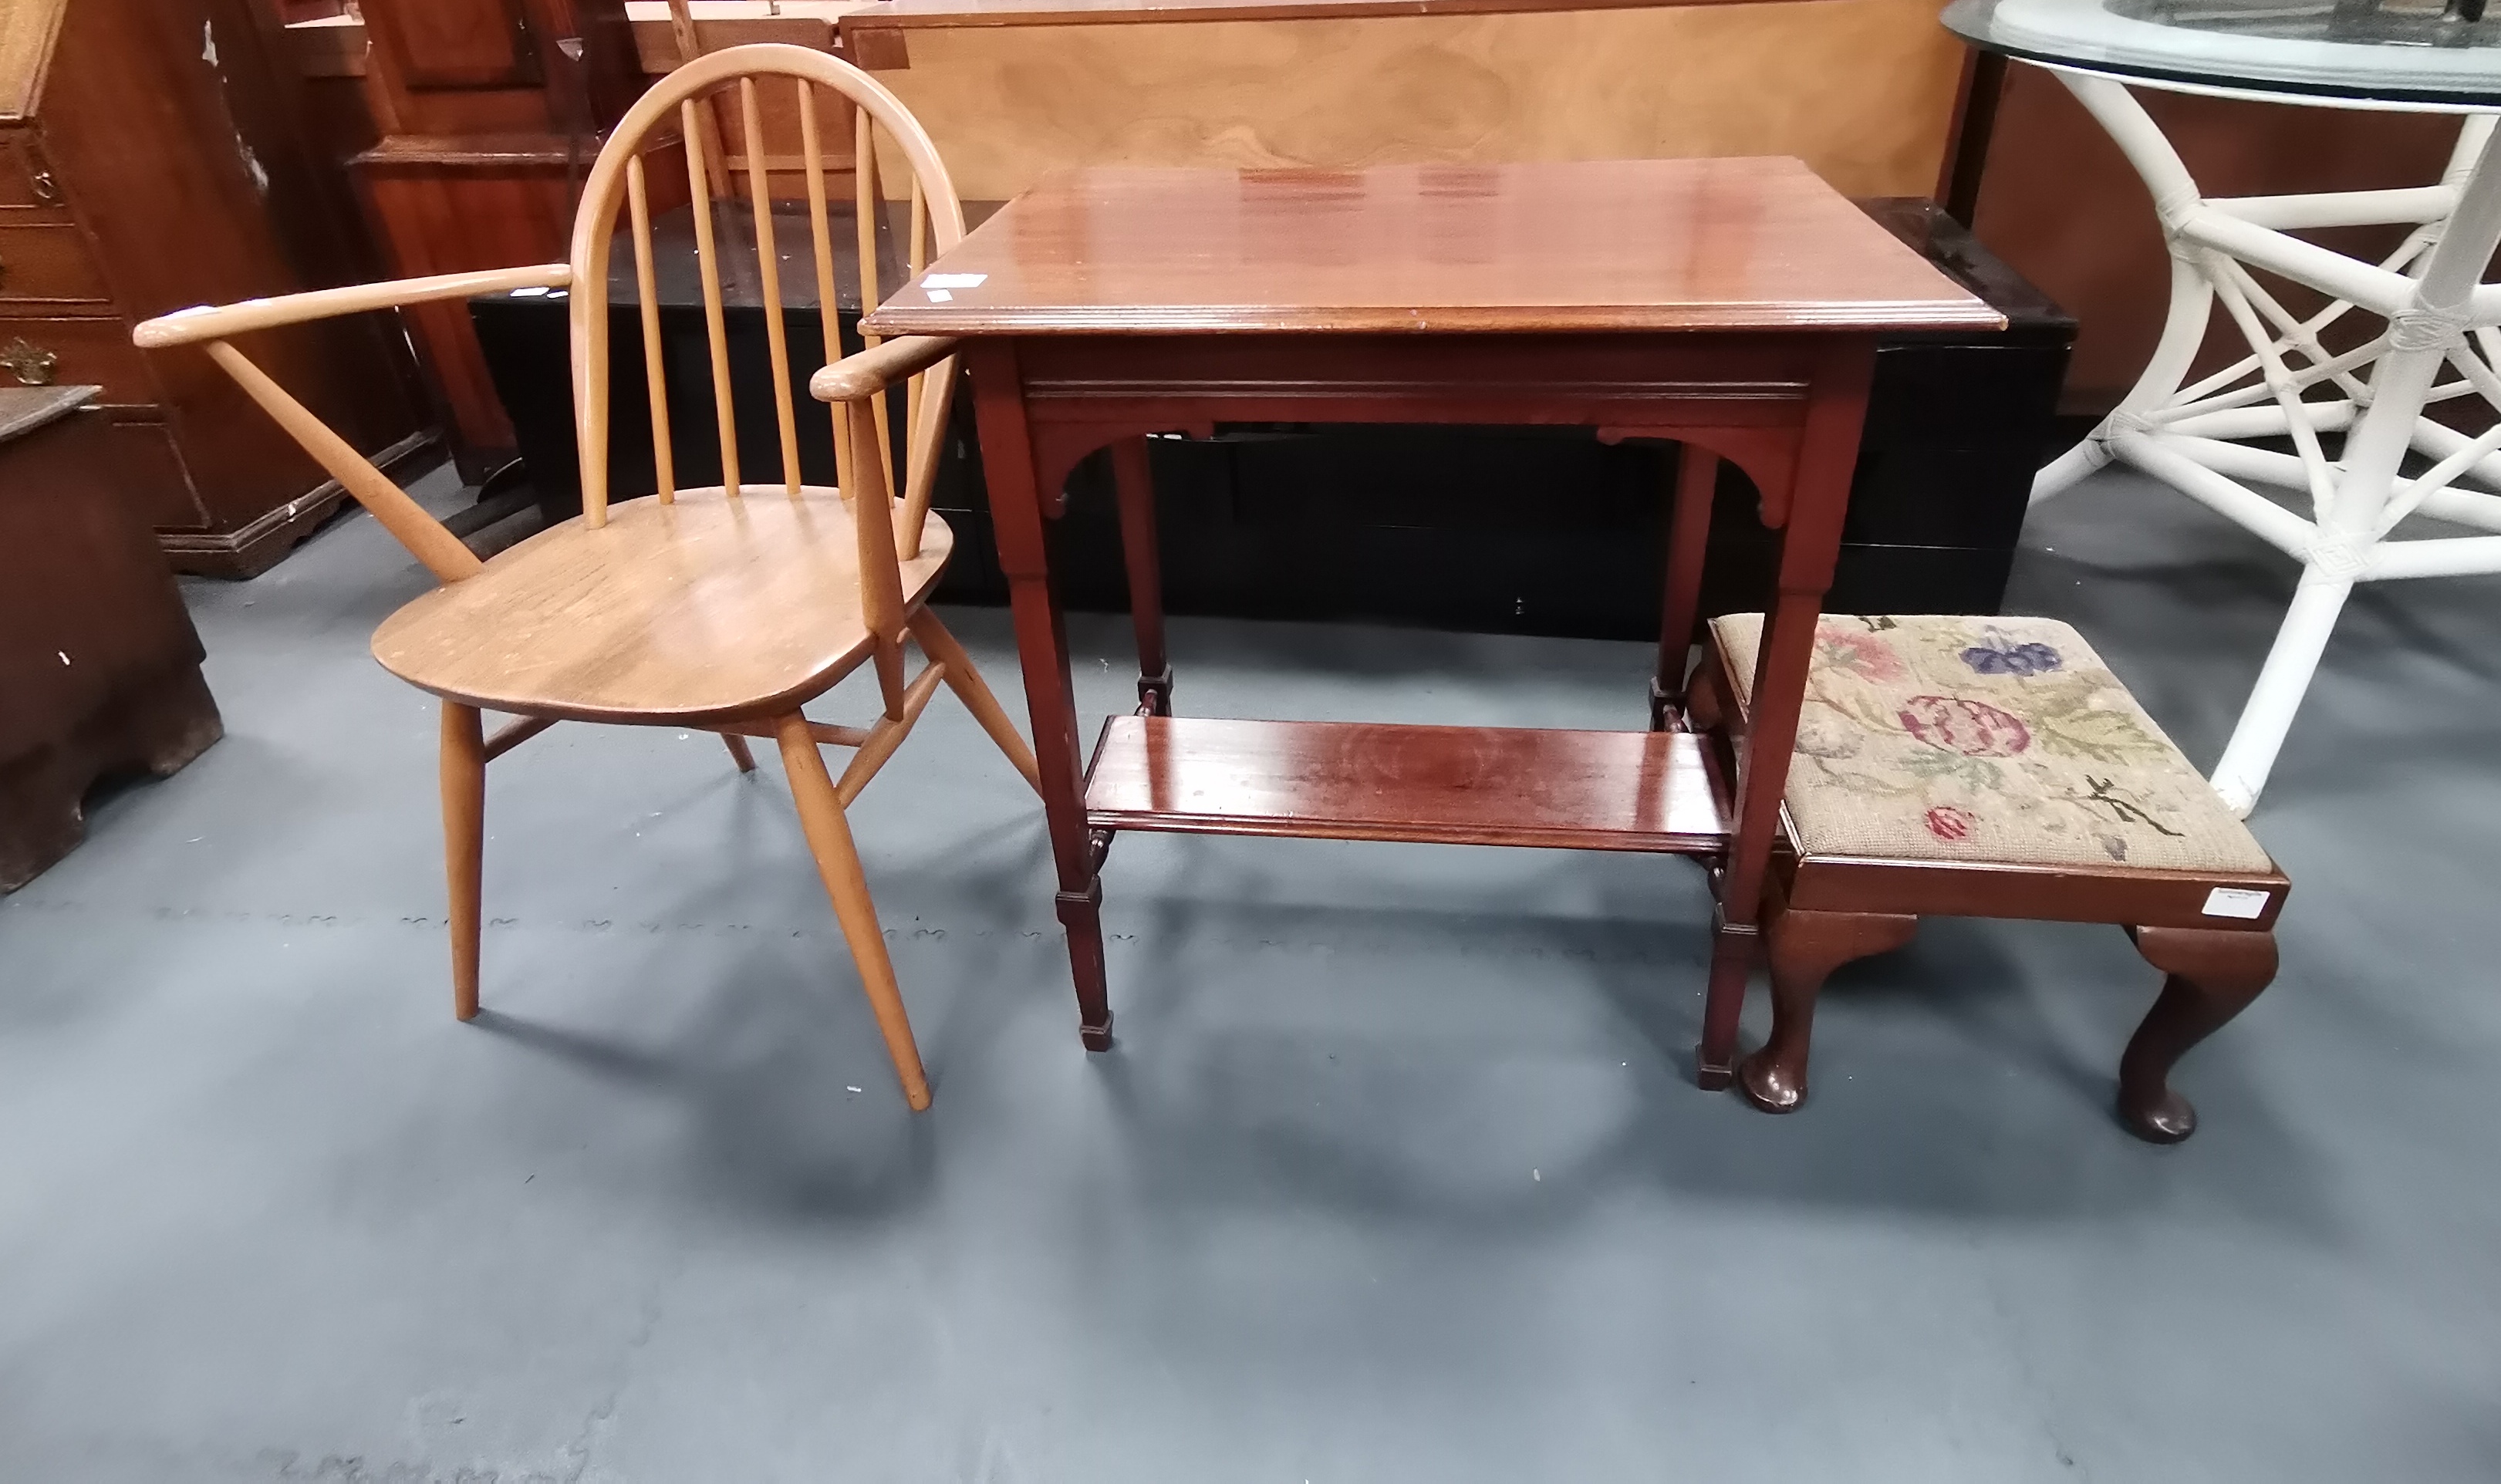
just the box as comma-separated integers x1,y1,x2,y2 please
132,45,1039,1111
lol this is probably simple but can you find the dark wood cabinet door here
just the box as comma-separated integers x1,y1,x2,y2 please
364,0,542,90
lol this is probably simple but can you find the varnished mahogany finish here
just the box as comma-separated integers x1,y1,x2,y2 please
0,388,222,890
1085,716,1728,853
1738,898,1918,1114
2121,927,2279,1144
916,159,1992,1068
865,160,2000,339
1699,635,2286,1142
2,0,430,572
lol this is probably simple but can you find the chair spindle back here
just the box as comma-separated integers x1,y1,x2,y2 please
569,46,967,562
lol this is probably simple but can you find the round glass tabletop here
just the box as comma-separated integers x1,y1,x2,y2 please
1942,0,2501,106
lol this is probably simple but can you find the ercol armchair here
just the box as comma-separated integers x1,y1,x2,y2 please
133,46,1040,1111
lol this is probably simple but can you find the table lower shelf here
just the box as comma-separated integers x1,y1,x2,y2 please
1082,714,1730,854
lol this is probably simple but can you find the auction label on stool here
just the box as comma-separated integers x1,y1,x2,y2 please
2202,887,2272,919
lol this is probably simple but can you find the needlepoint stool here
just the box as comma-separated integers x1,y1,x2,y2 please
1694,612,2288,1143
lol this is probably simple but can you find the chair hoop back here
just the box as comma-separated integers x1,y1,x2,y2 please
565,45,967,542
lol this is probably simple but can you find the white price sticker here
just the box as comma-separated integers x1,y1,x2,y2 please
2201,887,2272,919
922,273,987,288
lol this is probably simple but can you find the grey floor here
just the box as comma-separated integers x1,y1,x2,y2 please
3,464,2497,1482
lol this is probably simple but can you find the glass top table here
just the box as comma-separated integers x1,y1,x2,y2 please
1942,0,2501,815
1943,0,2501,106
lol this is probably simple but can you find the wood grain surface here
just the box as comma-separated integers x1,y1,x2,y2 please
867,0,1969,201
0,0,66,122
1083,714,1730,852
848,0,1792,29
370,487,957,723
864,158,1999,337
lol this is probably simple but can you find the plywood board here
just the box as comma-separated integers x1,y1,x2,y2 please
0,0,69,120
871,0,1966,203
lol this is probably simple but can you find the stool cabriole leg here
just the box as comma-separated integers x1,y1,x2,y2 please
1738,906,1918,1113
2119,926,2279,1143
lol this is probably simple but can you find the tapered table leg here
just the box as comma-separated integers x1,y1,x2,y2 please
968,343,1114,1048
1109,436,1173,717
1652,443,1718,731
1698,343,1875,1086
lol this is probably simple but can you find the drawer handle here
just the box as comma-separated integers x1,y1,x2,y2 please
0,337,59,386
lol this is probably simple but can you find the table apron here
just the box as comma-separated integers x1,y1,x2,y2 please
1003,331,1847,427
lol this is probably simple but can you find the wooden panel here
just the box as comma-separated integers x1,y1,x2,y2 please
298,2,1966,202
355,153,579,457
626,4,841,69
0,393,221,892
868,159,1997,337
869,0,1969,202
285,13,367,77
363,0,541,90
849,0,1807,29
1084,714,1730,852
1791,854,2287,932
286,5,860,76
0,0,66,122
0,315,155,401
102,413,207,531
32,0,427,557
0,221,108,303
0,126,66,212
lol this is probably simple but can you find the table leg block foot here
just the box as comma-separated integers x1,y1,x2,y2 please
1081,1017,1116,1053
1693,1048,1734,1091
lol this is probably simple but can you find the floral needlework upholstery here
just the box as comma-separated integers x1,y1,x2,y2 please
1713,614,2273,873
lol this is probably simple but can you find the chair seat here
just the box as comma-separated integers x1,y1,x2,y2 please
1713,613,2273,875
372,487,953,723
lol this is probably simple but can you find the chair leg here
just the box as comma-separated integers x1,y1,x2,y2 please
1737,905,1919,1112
775,713,932,1111
907,609,1042,793
721,734,758,773
2119,926,2277,1144
440,700,486,1021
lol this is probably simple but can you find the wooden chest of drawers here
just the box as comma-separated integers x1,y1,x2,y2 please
0,386,221,890
0,0,434,575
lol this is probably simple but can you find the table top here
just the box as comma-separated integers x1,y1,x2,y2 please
1943,0,2501,108
859,159,2002,339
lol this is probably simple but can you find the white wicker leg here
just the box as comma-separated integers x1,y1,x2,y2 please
2046,76,2501,813
2209,566,2354,816
2035,73,2217,506
2212,121,2501,811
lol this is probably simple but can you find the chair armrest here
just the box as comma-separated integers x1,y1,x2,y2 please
808,336,960,403
133,264,575,350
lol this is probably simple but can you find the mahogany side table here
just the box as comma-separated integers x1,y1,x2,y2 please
863,159,2003,1084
